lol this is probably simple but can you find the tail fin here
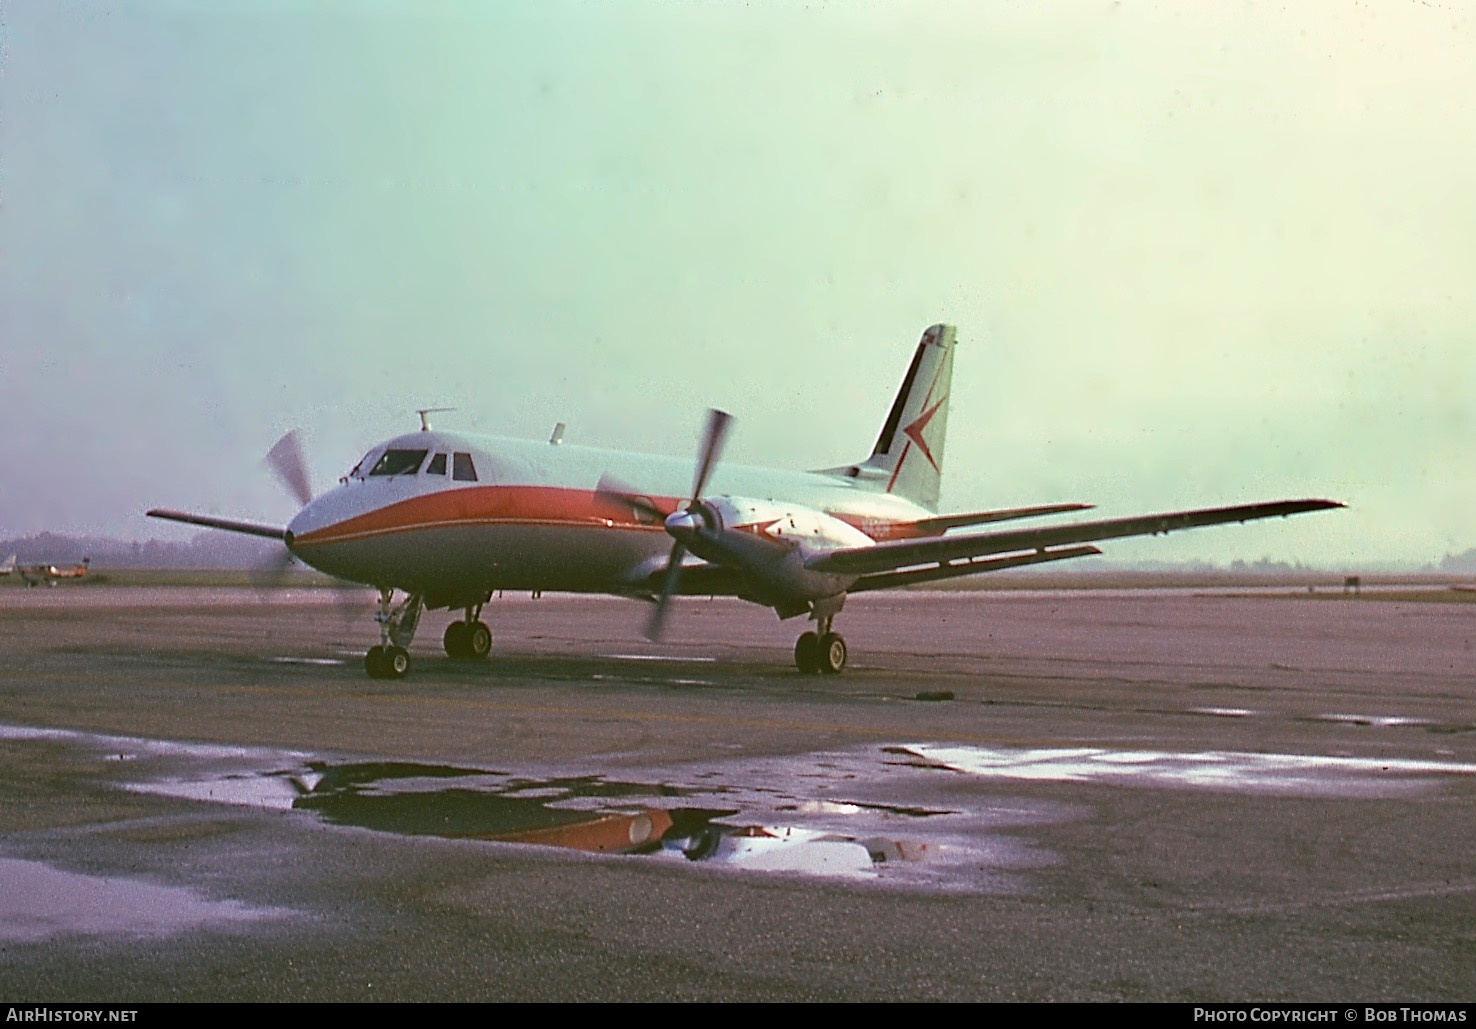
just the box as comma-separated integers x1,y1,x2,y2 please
818,324,956,511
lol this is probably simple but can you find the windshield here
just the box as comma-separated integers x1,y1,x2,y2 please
368,449,429,477
347,449,377,479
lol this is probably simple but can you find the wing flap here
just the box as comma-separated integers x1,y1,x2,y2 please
808,498,1343,577
849,545,1102,592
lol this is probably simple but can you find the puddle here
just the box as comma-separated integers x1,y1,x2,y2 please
1192,707,1257,718
0,857,293,942
141,759,987,884
0,723,308,764
591,674,717,687
1314,713,1432,728
0,724,1048,892
893,744,1476,796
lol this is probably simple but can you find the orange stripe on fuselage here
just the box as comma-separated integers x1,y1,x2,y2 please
292,484,934,548
292,485,677,547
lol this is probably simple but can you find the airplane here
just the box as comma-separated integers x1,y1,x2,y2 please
14,557,90,587
149,324,1342,679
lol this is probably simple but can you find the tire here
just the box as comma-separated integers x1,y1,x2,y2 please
818,632,847,675
794,632,821,674
384,645,411,679
443,621,469,659
466,621,492,659
365,645,387,678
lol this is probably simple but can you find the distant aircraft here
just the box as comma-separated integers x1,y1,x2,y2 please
150,324,1341,679
15,557,90,587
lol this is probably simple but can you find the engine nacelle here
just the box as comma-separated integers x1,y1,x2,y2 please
670,495,876,607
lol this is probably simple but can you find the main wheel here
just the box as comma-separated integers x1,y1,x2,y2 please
383,645,411,679
794,632,821,674
365,645,387,678
466,620,492,659
444,621,469,659
818,632,847,674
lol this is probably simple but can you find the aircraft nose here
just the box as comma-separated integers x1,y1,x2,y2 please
284,504,318,556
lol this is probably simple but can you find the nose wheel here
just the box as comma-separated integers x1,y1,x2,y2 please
364,588,423,679
366,644,410,679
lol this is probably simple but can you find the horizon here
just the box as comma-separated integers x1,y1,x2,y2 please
5,525,1476,577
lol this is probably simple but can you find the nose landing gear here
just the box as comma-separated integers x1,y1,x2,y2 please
365,644,410,679
365,588,424,679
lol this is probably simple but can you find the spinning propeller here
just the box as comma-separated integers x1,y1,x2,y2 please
595,409,733,640
265,429,314,508
649,408,733,640
255,430,364,617
251,429,314,590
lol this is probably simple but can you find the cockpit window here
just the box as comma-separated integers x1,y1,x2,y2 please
452,452,478,482
347,449,376,479
426,453,448,476
369,449,429,477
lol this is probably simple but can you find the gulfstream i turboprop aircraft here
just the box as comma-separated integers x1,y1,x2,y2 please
150,324,1341,679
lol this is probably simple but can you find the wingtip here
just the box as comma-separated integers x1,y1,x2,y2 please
1283,498,1347,516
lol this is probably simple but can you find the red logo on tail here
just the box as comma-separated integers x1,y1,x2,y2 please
901,396,946,472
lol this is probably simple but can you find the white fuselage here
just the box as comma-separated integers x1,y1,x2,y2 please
286,430,931,607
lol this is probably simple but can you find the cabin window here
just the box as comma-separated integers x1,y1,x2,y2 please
426,453,448,476
369,449,429,477
452,452,478,482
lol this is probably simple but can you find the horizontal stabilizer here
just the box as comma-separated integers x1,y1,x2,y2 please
147,509,287,541
808,498,1344,578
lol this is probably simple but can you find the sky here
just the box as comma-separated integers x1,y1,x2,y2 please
1,0,1472,567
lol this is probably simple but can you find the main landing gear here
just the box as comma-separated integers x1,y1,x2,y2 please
793,610,847,675
443,603,492,661
364,591,494,679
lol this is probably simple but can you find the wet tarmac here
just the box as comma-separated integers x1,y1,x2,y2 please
1,587,1474,1000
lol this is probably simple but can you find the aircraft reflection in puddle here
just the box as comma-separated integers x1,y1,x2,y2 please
287,762,936,878
0,724,1041,891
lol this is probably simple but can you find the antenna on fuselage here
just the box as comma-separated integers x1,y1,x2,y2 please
549,422,566,445
416,407,455,432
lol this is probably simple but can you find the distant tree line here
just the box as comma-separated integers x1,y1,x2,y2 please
0,531,276,569
1437,548,1476,574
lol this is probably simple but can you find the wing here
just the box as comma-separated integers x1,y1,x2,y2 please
905,502,1093,536
147,509,287,541
807,498,1344,578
